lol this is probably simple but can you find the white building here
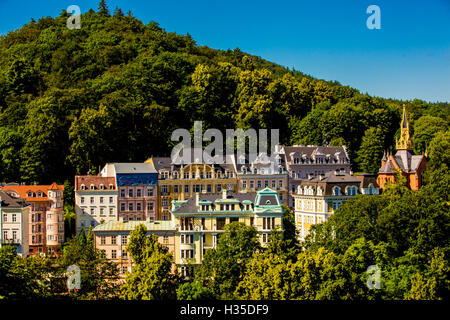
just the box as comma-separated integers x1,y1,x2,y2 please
0,190,30,256
75,176,118,235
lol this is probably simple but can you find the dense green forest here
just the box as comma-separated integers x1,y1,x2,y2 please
0,3,448,186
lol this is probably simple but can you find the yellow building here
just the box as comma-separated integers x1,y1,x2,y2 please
293,171,379,241
146,155,238,221
170,188,284,277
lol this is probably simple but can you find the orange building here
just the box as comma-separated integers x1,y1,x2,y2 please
377,106,427,190
0,183,64,255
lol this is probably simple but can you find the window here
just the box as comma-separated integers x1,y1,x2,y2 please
100,197,104,204
147,188,153,197
111,236,116,244
184,172,189,179
81,185,86,190
99,184,104,190
147,202,154,211
332,186,341,196
262,233,269,243
128,189,134,197
181,234,194,244
80,197,85,204
217,185,222,192
180,249,194,259
250,181,254,189
90,208,95,216
109,184,114,190
120,189,125,197
111,250,117,259
272,180,276,188
163,236,169,245
184,185,189,193
174,185,179,193
3,230,8,240
12,214,16,222
136,189,142,197
100,236,106,245
12,230,17,240
120,203,126,211
136,203,142,211
278,180,283,188
121,235,128,245
264,180,269,187
109,196,113,203
100,208,105,216
128,203,133,211
122,249,127,259
263,217,276,230
161,185,168,193
90,185,95,190
257,181,262,189
162,199,168,207
206,172,212,179
242,181,247,189
207,184,212,192
27,191,33,197
90,197,94,204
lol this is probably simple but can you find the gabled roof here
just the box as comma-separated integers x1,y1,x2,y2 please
379,150,425,174
0,184,64,202
0,190,28,208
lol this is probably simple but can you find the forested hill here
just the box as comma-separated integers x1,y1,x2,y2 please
0,5,448,185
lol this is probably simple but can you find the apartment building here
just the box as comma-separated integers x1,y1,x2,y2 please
75,176,117,235
0,183,64,255
232,151,289,206
0,190,30,256
293,171,379,241
281,145,352,208
170,188,284,277
100,163,158,222
147,149,238,221
93,220,175,276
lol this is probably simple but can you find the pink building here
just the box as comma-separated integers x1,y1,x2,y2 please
0,183,64,255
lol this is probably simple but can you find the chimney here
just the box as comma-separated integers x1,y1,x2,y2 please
222,189,227,199
195,192,200,206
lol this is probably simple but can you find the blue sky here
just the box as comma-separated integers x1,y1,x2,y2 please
0,0,449,102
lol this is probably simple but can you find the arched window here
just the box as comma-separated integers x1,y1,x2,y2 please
317,187,323,196
27,191,33,197
80,184,86,190
99,184,105,190
90,184,95,190
332,186,341,196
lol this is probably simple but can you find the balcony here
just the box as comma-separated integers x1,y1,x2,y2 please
1,238,20,245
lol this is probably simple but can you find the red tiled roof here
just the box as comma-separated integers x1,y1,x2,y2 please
75,176,116,191
0,184,64,202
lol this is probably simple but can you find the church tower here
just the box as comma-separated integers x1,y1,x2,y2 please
395,105,414,151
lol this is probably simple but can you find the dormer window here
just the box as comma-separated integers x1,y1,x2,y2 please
37,191,42,197
109,184,114,189
90,184,95,190
332,186,341,196
80,184,86,190
27,191,33,197
99,184,105,190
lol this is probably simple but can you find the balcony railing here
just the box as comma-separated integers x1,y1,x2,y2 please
1,238,20,245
